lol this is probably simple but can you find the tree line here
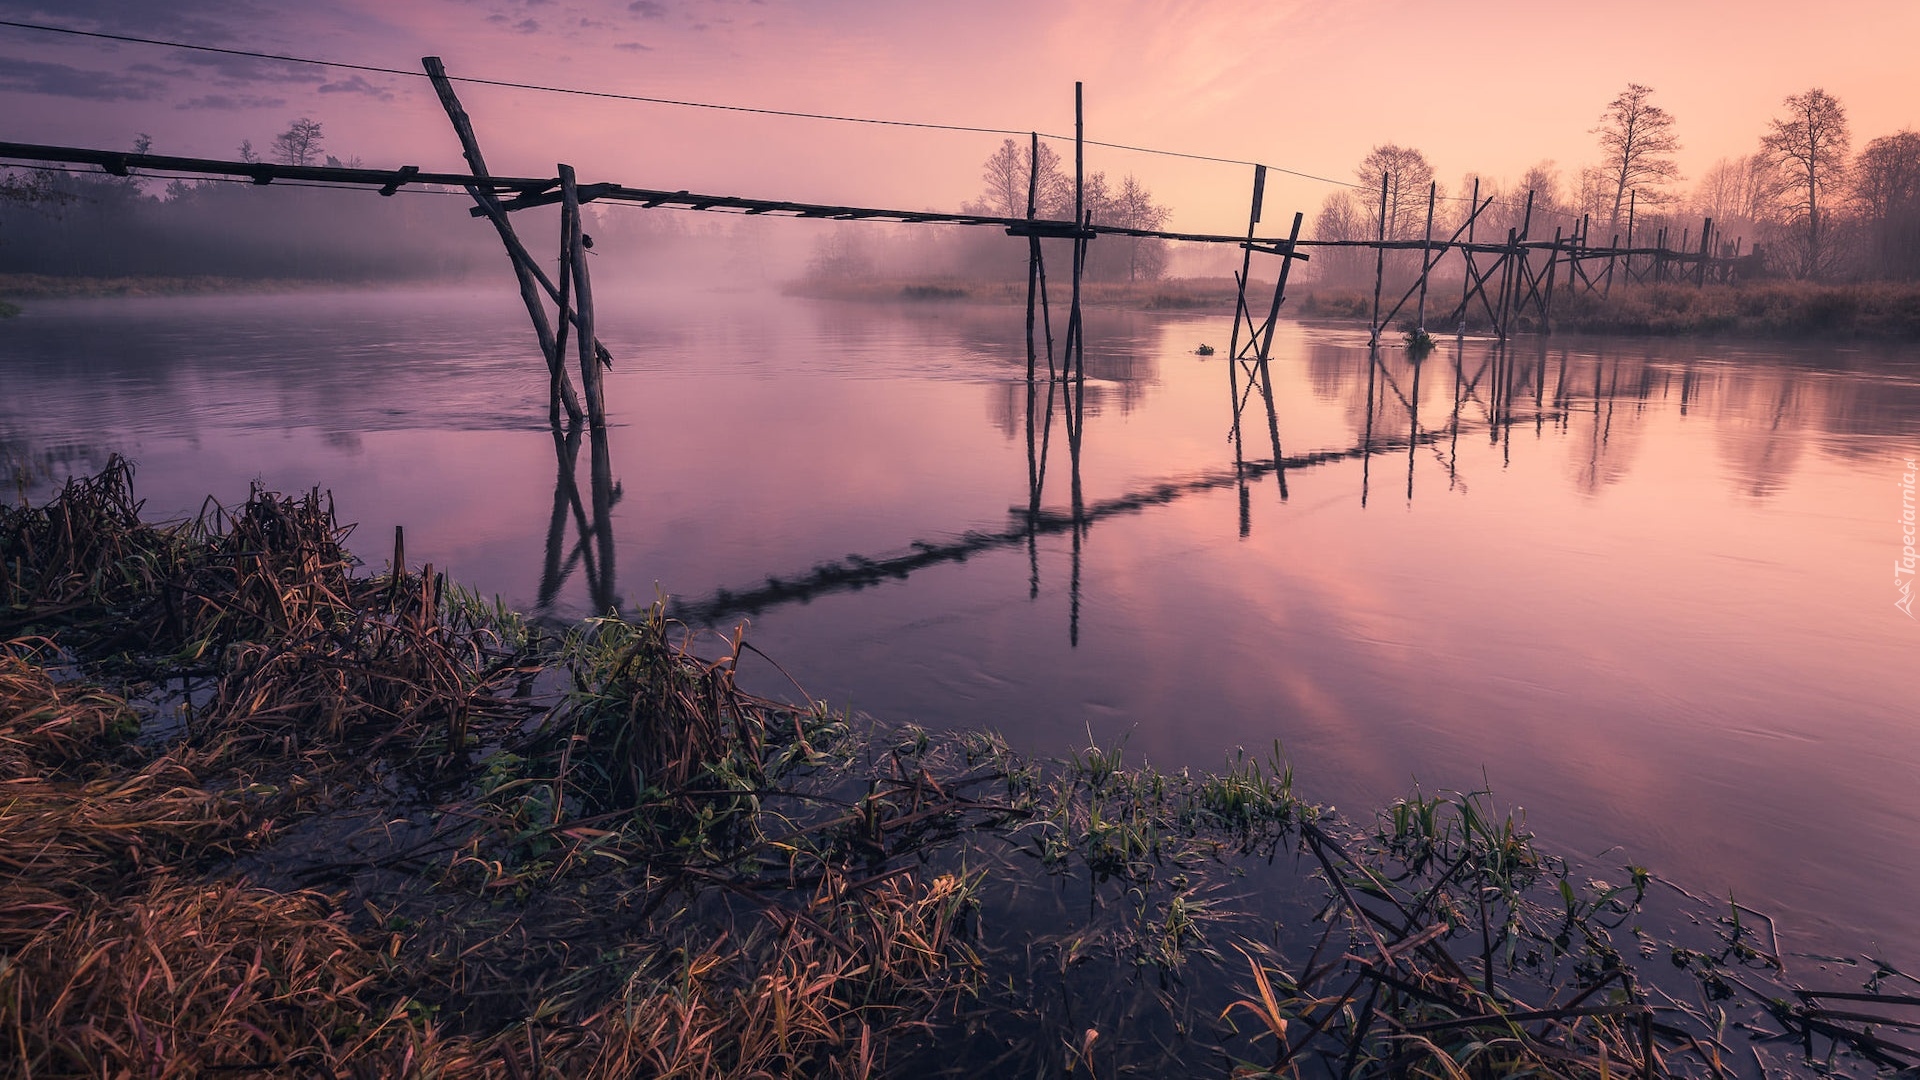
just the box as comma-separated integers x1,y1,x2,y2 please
1312,85,1920,283
0,119,502,281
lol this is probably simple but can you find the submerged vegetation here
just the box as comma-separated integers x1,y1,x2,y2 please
5,460,1919,1077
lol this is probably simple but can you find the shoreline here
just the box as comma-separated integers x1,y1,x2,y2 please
786,274,1920,340
1,459,1905,1076
11,271,1918,341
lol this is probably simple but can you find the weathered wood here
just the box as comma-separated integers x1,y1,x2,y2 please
1025,132,1041,384
1697,218,1713,286
1369,171,1389,344
481,181,619,216
421,58,584,425
1416,181,1435,331
553,173,578,429
1256,212,1306,363
1065,83,1088,384
1459,177,1480,333
560,164,606,429
1229,164,1264,361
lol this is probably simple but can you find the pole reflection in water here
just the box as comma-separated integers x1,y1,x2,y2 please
669,335,1609,633
538,421,622,619
1226,349,1287,537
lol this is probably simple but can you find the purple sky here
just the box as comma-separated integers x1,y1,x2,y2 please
3,0,1917,234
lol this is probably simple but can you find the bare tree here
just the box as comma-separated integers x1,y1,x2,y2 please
1692,154,1783,229
237,138,258,164
271,117,325,167
1517,160,1562,216
1759,88,1850,278
1572,165,1615,227
1311,190,1369,283
975,137,1071,218
1595,83,1682,229
1111,173,1169,281
1355,144,1435,241
1852,129,1920,278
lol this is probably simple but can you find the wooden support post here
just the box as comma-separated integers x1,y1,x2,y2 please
1025,132,1041,384
1416,180,1435,332
1459,177,1479,333
1697,217,1712,286
1369,170,1389,344
1623,189,1636,286
423,56,583,426
1255,212,1306,363
1230,164,1265,361
1541,226,1562,336
553,171,577,420
1065,82,1087,384
1497,227,1517,340
560,165,605,428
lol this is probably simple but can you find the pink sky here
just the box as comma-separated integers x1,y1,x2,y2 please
2,0,1916,236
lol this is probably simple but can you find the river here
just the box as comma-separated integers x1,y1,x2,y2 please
3,280,1916,969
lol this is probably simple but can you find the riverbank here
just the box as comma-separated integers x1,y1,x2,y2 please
0,272,471,301
3,461,1911,1077
784,275,1246,313
782,274,1920,340
1553,281,1920,339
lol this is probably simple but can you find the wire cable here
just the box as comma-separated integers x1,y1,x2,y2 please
0,17,1372,189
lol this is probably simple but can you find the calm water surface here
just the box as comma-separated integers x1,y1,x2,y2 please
4,282,1917,965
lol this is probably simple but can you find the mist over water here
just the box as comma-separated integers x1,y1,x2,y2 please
4,278,1918,969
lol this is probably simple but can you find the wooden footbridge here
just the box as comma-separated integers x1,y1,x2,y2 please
1,53,1733,639
1,57,1747,431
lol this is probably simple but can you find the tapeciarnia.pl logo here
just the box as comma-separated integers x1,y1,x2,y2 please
1899,457,1917,618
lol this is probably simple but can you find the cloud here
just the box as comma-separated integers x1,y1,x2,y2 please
0,0,264,44
628,0,666,16
317,74,395,101
176,92,287,110
0,57,166,100
513,17,539,32
613,41,652,52
167,49,328,87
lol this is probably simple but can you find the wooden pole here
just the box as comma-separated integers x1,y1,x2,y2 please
1256,212,1305,363
560,164,605,428
1369,170,1389,344
1623,188,1636,285
1697,217,1712,286
1497,227,1517,340
1416,180,1435,332
1459,177,1479,333
1026,132,1041,385
1541,226,1562,335
1071,83,1086,383
554,174,577,421
1230,164,1265,361
423,57,584,426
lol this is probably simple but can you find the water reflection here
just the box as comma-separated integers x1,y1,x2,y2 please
537,423,622,619
6,291,1920,964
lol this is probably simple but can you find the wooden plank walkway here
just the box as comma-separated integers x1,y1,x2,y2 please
0,139,1309,250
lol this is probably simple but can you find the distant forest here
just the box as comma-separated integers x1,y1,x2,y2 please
1310,85,1920,285
0,169,507,282
6,87,1916,289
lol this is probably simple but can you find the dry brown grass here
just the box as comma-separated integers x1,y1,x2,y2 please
0,644,136,776
1555,280,1920,339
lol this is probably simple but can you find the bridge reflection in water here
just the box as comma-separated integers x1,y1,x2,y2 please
651,333,1643,645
